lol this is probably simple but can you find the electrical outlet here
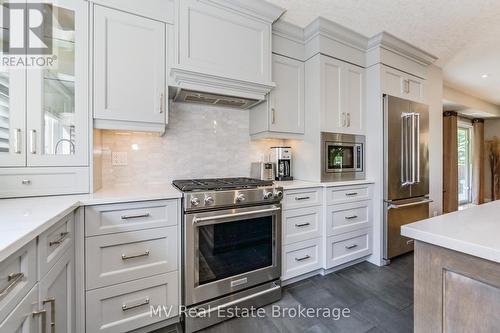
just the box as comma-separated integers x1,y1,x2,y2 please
112,152,128,166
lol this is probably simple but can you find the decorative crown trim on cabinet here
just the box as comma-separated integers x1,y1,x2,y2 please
367,32,438,66
303,17,369,51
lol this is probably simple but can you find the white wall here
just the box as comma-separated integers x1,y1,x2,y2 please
444,85,500,117
427,65,444,216
100,103,283,186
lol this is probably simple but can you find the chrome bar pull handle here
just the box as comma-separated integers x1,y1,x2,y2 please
295,255,311,262
345,215,358,220
347,113,351,127
411,113,416,184
294,196,310,201
42,297,56,333
121,250,150,260
122,298,150,311
345,192,358,197
13,128,21,154
295,222,311,228
32,309,47,333
0,272,24,300
29,129,37,154
49,232,69,247
121,213,150,220
345,244,358,250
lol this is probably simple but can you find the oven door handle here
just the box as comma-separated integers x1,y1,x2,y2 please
192,207,281,226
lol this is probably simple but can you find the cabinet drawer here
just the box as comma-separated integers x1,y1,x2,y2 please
86,272,179,333
38,212,74,279
283,188,322,209
282,238,322,280
0,167,89,198
325,229,372,268
283,206,322,245
0,240,36,324
86,227,178,290
326,201,371,236
85,200,178,236
326,185,370,205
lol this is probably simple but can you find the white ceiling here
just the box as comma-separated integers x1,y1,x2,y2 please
268,0,500,105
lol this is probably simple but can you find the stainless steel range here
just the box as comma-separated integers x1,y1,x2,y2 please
172,178,283,332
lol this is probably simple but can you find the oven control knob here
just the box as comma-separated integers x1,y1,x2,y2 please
236,193,246,203
190,197,200,206
274,190,283,199
263,191,274,200
205,196,214,205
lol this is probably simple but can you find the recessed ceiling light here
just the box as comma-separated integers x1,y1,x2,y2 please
481,74,489,78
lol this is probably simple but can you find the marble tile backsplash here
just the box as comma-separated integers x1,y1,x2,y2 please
101,102,283,187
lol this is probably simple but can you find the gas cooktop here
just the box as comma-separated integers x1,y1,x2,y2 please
172,177,274,192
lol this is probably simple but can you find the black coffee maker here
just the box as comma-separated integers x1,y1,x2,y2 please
271,147,293,181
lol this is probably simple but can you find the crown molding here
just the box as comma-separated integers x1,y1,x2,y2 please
272,20,305,45
203,0,285,23
368,32,437,66
303,17,369,51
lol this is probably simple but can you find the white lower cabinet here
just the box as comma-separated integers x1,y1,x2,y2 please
39,250,75,333
282,238,322,280
86,272,178,333
0,213,75,333
0,285,39,333
325,228,372,268
326,200,371,236
283,206,322,245
84,199,181,332
86,227,178,290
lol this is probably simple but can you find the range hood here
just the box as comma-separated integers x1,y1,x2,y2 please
172,89,262,110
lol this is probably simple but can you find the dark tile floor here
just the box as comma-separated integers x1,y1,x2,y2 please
159,253,414,333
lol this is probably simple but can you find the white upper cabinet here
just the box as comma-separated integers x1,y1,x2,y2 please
319,55,365,135
0,67,25,167
250,54,305,138
93,5,167,132
171,0,284,100
1,0,88,168
27,0,88,167
381,65,425,103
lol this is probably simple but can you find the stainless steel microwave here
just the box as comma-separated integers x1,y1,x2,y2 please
321,132,365,181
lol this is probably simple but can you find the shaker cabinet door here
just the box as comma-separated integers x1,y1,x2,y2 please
26,0,89,167
93,5,166,129
39,250,75,333
0,65,26,167
269,54,305,134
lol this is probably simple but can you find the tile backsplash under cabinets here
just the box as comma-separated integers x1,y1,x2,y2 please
98,102,284,187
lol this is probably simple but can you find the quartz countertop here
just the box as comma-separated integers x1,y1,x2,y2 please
275,179,374,190
401,200,500,264
0,184,182,262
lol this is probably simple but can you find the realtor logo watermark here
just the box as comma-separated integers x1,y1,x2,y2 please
1,2,56,67
150,305,352,321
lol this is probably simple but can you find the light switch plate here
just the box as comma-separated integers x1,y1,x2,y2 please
112,152,128,166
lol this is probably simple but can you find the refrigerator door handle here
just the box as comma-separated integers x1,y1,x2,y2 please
387,198,433,209
410,113,416,185
401,113,412,186
415,113,421,184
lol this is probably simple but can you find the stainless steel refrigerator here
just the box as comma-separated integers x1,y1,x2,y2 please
383,95,432,260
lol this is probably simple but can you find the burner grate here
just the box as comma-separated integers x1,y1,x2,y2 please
172,177,274,192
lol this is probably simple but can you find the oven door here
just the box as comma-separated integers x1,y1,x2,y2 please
184,204,281,306
324,142,363,173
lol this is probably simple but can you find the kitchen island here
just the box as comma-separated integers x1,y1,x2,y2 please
401,201,500,333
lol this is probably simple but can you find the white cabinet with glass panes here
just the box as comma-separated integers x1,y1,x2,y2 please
0,0,89,197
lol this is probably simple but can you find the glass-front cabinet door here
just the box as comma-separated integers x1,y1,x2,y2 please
26,0,87,166
0,1,26,167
